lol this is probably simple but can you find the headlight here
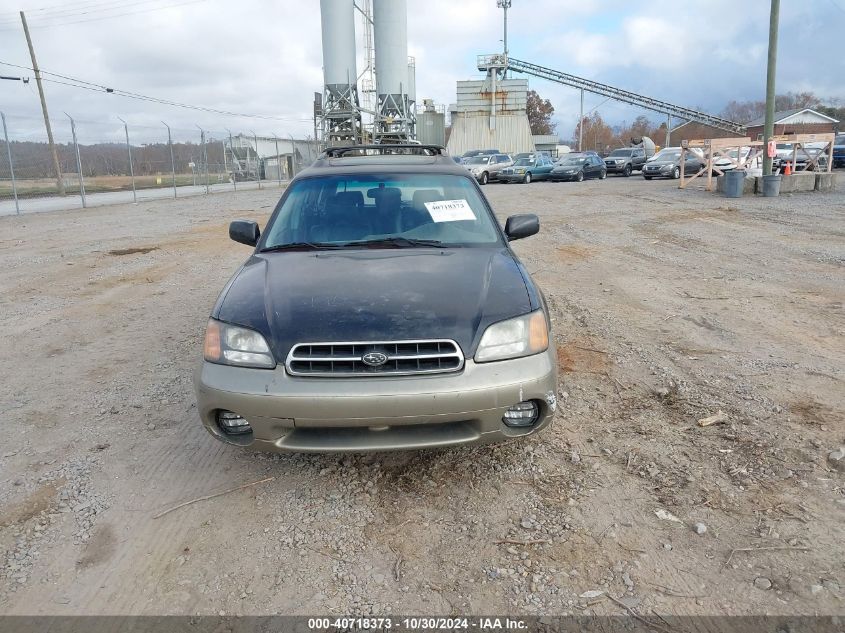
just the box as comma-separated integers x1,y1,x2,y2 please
203,318,275,369
475,310,549,363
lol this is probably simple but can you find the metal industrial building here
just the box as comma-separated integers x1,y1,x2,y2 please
225,135,318,181
416,99,446,146
446,76,535,156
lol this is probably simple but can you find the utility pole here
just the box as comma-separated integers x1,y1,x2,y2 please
762,0,780,176
579,89,584,152
20,11,65,196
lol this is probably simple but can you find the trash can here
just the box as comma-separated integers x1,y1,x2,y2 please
761,174,782,197
723,170,746,198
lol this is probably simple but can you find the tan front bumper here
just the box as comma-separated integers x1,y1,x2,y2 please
194,349,558,453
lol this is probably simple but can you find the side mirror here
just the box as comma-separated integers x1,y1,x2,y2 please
504,214,539,241
229,220,260,247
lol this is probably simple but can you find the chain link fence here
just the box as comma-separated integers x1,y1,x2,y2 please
0,112,319,215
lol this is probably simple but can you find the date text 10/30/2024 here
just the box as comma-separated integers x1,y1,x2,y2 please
307,617,528,630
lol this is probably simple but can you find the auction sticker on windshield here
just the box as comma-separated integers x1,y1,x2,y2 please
424,199,476,223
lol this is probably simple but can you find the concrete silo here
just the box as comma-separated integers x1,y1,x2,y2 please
373,0,415,142
320,0,361,145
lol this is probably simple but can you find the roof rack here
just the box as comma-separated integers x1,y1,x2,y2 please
321,144,448,158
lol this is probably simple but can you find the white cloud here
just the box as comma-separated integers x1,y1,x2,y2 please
0,0,839,146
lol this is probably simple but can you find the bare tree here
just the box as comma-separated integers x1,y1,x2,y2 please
526,90,556,135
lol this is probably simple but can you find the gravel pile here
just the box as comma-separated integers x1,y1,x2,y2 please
1,456,109,598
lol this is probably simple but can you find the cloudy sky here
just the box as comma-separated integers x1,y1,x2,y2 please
0,0,842,144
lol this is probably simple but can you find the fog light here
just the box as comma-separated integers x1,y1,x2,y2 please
503,400,539,427
217,410,251,435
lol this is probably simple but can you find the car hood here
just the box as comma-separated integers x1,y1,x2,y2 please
552,165,579,171
214,247,532,361
645,160,677,167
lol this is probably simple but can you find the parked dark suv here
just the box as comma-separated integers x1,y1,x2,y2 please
195,145,558,453
832,134,845,168
604,147,647,176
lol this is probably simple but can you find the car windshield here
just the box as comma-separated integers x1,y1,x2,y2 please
260,173,503,250
466,156,491,165
513,158,535,166
653,150,681,162
608,149,632,157
836,135,845,145
558,156,587,166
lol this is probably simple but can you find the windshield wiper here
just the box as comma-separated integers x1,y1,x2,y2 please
338,237,447,248
259,241,343,252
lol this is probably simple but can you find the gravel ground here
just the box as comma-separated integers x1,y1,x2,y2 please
0,175,843,616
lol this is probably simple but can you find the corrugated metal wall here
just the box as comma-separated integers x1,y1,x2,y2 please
455,79,528,114
416,111,446,145
446,113,535,155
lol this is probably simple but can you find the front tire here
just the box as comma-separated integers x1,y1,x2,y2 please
624,164,632,177
576,171,584,182
672,166,681,179
480,171,489,185
599,169,607,180
524,172,532,184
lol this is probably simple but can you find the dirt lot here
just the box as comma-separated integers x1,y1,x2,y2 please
0,176,843,618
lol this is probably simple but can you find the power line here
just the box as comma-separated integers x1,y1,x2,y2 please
0,0,172,25
0,60,314,123
0,0,208,30
1,0,155,16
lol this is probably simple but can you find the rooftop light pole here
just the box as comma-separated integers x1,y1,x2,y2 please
496,0,511,58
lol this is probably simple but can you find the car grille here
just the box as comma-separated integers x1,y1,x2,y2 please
286,340,464,377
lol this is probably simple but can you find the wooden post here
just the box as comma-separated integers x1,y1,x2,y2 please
706,145,713,192
21,11,65,196
827,139,834,173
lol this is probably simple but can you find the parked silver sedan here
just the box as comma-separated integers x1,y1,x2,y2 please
464,153,514,185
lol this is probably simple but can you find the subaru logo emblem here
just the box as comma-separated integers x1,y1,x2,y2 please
361,351,388,367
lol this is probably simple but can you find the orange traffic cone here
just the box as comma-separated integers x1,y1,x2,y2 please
784,161,792,175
